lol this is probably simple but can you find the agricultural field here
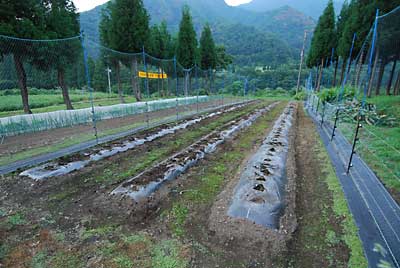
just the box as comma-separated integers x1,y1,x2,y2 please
0,100,367,267
1,0,399,266
0,89,156,117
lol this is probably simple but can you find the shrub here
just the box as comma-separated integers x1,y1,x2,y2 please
294,91,307,100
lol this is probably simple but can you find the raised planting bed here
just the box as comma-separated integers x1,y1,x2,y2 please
227,102,297,229
111,102,279,204
19,103,250,181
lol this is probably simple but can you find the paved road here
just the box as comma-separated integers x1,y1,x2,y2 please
0,101,249,175
307,104,400,268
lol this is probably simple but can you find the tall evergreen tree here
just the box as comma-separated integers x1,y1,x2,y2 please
199,24,217,70
306,0,336,90
176,6,198,96
99,1,125,102
334,0,350,86
177,6,197,68
0,0,47,113
148,21,174,97
100,0,150,101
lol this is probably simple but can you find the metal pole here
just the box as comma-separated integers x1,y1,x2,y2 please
347,116,362,174
338,33,356,103
80,31,98,143
106,67,112,97
331,107,340,141
296,31,307,95
196,65,199,113
222,70,225,106
142,46,150,128
362,9,379,107
347,10,379,174
320,102,326,126
174,56,179,121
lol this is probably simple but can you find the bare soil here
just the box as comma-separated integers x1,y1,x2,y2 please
0,102,354,268
286,106,350,267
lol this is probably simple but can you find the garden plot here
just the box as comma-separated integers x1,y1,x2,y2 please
19,103,249,181
228,102,296,229
110,102,278,206
0,96,210,137
0,102,366,268
206,102,298,261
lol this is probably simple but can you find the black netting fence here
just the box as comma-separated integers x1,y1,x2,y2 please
0,33,248,165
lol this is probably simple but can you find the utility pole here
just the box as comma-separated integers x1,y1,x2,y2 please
106,67,112,96
296,31,307,95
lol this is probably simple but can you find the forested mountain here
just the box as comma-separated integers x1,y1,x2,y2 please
80,0,315,66
213,24,294,67
238,0,344,19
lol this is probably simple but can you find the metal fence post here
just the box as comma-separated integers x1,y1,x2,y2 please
80,31,98,143
347,116,362,174
320,102,326,126
142,46,150,128
174,56,179,122
331,107,340,141
346,10,378,173
195,65,199,114
315,97,320,113
362,9,379,106
338,33,356,102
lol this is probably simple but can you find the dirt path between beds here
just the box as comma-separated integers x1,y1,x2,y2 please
0,102,364,268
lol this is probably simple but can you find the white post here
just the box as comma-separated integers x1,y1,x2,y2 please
296,31,307,95
106,67,112,96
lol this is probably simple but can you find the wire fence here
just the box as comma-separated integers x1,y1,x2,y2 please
0,33,251,164
304,5,400,204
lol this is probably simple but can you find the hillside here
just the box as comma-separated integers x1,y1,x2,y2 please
239,0,344,19
213,23,294,66
80,0,315,65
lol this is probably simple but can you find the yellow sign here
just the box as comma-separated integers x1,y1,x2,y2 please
138,71,167,79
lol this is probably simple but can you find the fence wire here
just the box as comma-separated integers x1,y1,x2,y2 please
0,33,249,165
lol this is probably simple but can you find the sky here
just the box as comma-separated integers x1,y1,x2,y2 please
72,0,252,12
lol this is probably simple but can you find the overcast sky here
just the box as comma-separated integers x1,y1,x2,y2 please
73,0,252,12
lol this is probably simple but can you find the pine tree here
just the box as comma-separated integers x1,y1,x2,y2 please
100,0,150,101
177,6,198,68
0,0,47,113
148,21,174,97
99,1,125,102
307,0,336,90
176,6,198,96
200,24,217,70
333,0,350,86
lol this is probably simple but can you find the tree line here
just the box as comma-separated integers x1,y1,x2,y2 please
307,0,400,96
0,0,232,114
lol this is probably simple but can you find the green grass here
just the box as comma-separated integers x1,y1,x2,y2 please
369,95,400,116
81,225,117,240
317,139,368,268
0,91,122,114
169,204,189,237
152,240,188,268
337,95,400,194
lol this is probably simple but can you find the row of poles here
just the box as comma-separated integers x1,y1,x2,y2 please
79,31,253,144
306,10,381,174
